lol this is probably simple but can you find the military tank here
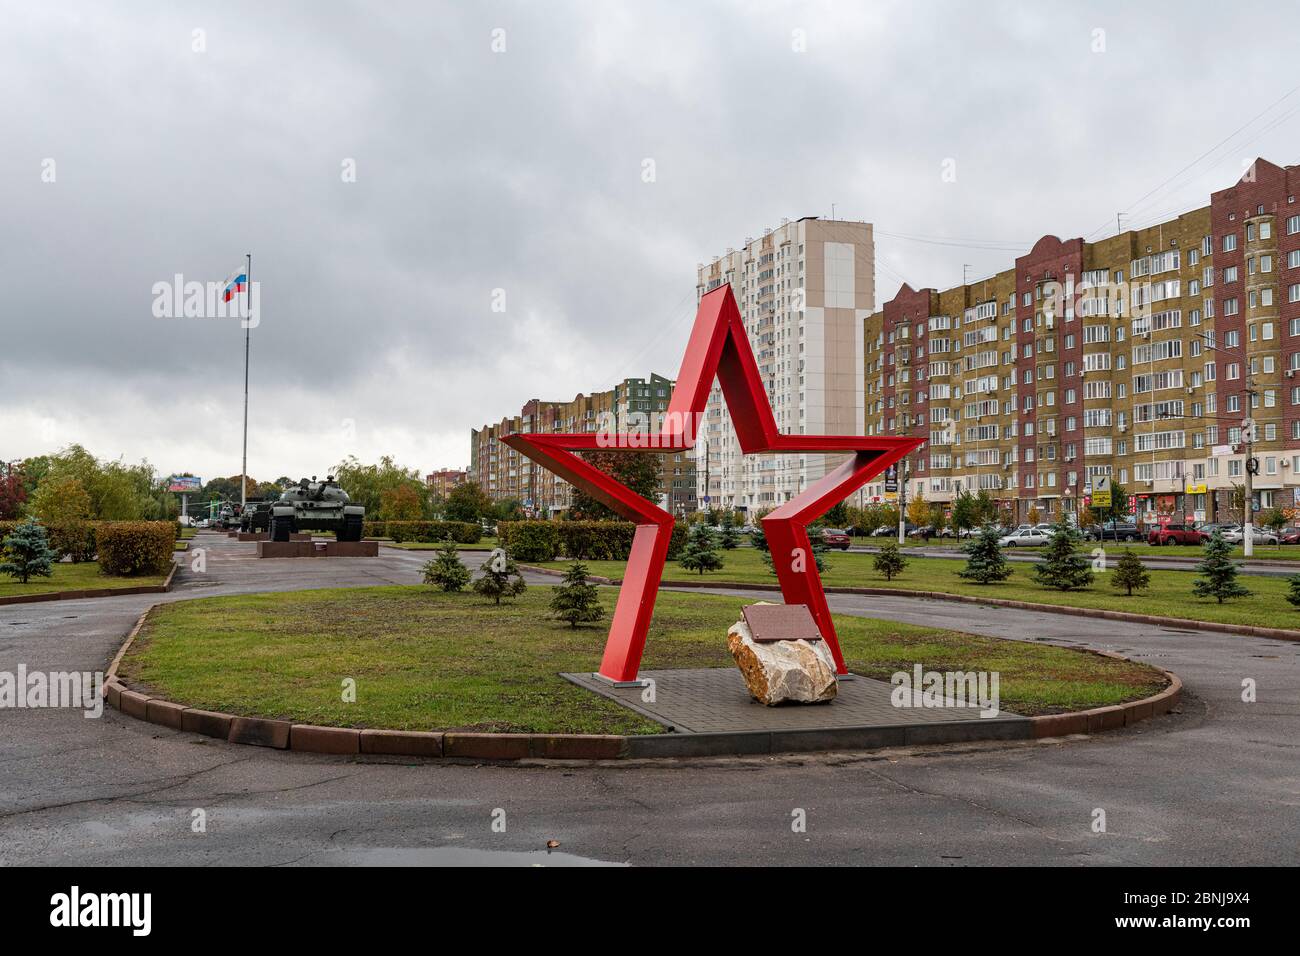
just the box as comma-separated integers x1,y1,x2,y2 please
268,475,365,542
238,499,272,533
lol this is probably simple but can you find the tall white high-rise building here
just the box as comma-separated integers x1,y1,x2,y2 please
694,217,874,513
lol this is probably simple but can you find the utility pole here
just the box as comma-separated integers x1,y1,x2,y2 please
1244,397,1257,558
240,252,252,509
703,437,710,515
897,458,909,545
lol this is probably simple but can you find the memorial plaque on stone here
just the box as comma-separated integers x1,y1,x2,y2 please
741,603,822,643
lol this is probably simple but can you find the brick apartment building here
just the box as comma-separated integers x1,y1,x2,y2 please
860,157,1300,527
469,373,697,516
425,468,468,499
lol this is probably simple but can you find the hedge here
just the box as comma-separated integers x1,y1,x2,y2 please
379,520,482,544
95,522,177,576
0,520,180,564
498,521,688,563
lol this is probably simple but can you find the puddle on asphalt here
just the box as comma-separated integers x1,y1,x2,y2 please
315,847,624,867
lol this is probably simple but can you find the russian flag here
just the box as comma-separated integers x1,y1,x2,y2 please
222,268,248,302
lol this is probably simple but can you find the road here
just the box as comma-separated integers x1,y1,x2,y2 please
1,532,1296,866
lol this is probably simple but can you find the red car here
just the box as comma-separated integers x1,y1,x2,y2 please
1147,524,1209,546
820,528,852,550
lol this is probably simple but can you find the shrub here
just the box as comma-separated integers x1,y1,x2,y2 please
96,521,176,576
384,520,481,544
48,521,97,563
498,521,688,563
363,519,387,538
498,521,561,562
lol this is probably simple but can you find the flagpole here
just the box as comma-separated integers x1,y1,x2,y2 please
241,252,251,508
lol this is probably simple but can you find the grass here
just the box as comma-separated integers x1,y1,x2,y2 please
0,562,170,599
533,549,1300,631
387,536,500,551
118,585,1165,734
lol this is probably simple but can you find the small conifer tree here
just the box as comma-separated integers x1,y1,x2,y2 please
1032,512,1093,591
422,538,471,592
473,547,527,604
0,519,55,585
678,523,724,575
873,541,907,581
957,522,1012,584
1110,548,1150,597
549,561,605,628
1192,531,1251,604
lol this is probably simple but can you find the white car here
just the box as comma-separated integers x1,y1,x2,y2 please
1221,527,1279,545
998,528,1051,547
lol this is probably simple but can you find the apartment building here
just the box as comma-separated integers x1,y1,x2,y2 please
861,158,1300,527
425,468,468,499
694,217,871,513
469,373,697,516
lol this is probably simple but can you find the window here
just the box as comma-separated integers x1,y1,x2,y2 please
1223,234,1237,252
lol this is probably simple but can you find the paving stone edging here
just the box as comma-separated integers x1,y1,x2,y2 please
101,601,1182,760
516,564,1300,644
0,560,178,608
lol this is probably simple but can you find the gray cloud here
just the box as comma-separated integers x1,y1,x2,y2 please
2,0,1297,482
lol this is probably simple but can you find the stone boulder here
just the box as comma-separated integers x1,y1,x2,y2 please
727,616,838,706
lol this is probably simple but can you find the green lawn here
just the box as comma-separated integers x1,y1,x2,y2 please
533,549,1299,631
387,536,499,551
0,562,170,599
118,585,1165,734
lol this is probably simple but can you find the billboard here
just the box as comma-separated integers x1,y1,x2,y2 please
167,476,202,493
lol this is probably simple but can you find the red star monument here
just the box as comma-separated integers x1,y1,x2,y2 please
503,285,923,684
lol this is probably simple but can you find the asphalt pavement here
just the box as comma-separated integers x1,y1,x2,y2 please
1,531,1296,866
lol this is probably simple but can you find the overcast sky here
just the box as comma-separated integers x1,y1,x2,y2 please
3,0,1298,483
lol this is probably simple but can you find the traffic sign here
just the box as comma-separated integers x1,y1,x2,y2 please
1092,476,1111,508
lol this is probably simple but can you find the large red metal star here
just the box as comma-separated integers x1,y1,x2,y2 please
503,284,922,684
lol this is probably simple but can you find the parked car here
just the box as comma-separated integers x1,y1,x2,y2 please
1083,521,1141,542
870,522,916,537
1199,523,1238,538
1280,527,1300,545
998,527,1051,547
1148,523,1210,546
1222,526,1280,545
820,528,852,550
